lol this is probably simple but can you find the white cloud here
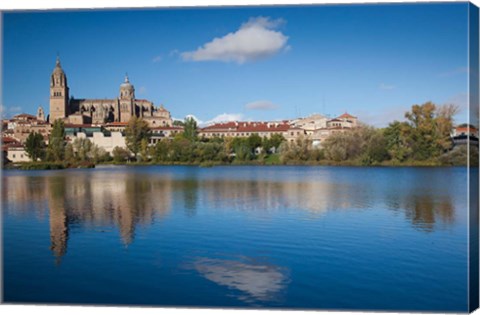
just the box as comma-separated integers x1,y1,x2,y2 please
204,113,246,125
181,16,289,64
152,55,162,63
379,83,395,90
184,114,204,125
245,100,278,110
181,113,247,127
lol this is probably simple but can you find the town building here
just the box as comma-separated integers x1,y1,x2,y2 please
2,136,31,163
199,112,359,147
452,124,479,146
48,57,173,127
199,121,292,139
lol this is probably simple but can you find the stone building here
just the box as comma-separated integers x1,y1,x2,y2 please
49,57,173,127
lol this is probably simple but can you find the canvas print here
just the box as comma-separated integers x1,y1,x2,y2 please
1,2,479,313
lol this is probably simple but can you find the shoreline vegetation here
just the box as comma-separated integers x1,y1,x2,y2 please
3,153,473,171
3,102,478,171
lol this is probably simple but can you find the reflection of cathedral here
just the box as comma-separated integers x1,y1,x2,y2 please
49,57,173,127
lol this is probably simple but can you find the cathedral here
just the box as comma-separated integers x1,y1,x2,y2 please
49,57,173,127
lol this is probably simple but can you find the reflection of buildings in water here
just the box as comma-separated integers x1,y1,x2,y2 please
47,176,69,265
2,175,49,219
200,179,358,216
193,257,289,304
5,172,174,262
62,172,174,245
198,177,456,232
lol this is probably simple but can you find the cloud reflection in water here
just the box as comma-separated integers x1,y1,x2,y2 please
193,257,289,304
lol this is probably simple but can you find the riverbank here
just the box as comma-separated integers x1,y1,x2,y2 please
3,154,471,170
3,161,95,170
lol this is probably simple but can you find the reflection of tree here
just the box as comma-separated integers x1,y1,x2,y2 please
386,192,455,232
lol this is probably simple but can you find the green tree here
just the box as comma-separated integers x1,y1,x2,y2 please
383,121,410,162
139,138,150,162
64,143,75,163
279,136,312,162
247,134,262,154
183,116,198,141
322,125,388,164
24,132,46,161
47,120,65,162
403,102,457,160
264,134,285,153
72,137,93,162
125,116,151,161
173,120,185,127
112,146,131,163
153,140,169,162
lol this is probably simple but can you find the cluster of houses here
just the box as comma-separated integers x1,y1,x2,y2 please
2,109,480,163
1,109,360,163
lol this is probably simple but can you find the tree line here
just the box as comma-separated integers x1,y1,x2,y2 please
20,101,475,167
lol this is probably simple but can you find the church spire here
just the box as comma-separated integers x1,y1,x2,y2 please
56,54,61,67
124,73,129,83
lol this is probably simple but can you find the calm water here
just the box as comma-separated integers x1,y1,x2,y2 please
2,166,471,311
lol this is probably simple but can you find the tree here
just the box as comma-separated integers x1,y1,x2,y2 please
402,102,457,160
125,116,151,161
384,121,406,161
173,120,185,127
247,134,262,154
112,146,131,163
47,119,65,162
265,134,285,153
25,132,46,161
72,137,93,161
183,116,198,141
139,138,150,162
322,125,388,164
279,135,312,162
65,143,75,163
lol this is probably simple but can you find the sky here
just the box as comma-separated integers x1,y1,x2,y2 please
1,3,471,126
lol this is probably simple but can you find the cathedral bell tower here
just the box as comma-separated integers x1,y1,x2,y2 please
49,56,69,122
118,74,135,122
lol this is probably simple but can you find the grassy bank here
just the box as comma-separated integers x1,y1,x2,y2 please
3,161,95,170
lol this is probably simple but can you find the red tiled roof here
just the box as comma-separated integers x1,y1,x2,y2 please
151,126,183,130
202,121,290,133
65,124,96,128
2,136,20,144
13,113,36,119
456,127,478,133
337,112,356,119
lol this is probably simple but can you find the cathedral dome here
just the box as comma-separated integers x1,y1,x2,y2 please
120,74,134,90
52,56,65,75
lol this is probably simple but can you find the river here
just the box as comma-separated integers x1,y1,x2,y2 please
1,165,471,311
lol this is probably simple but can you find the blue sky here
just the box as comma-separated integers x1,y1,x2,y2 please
1,3,470,126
